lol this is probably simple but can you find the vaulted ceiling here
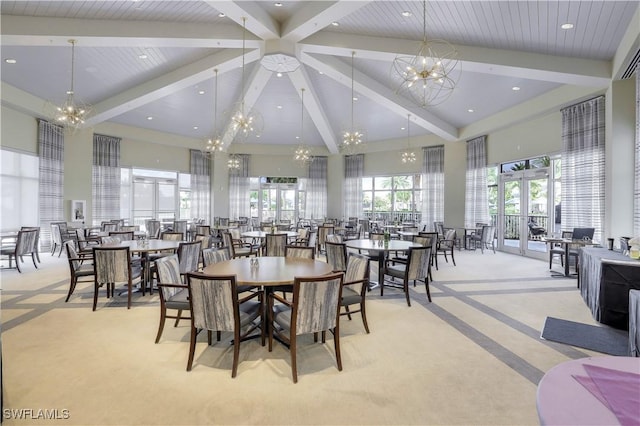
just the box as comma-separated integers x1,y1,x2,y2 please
1,1,638,155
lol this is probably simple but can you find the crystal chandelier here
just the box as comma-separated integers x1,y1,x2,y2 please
342,51,365,154
294,88,313,165
230,17,263,142
392,0,459,107
203,69,224,157
400,114,417,164
55,39,91,129
228,154,241,170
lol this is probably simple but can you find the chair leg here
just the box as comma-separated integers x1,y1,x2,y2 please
344,305,352,320
65,277,77,303
186,326,197,371
333,326,343,372
425,279,432,302
93,282,99,311
290,336,298,383
127,281,132,309
404,279,411,307
31,253,38,269
450,248,456,266
231,328,240,378
155,306,166,343
360,301,370,334
174,310,182,327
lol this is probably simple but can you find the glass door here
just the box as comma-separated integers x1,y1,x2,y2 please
132,177,177,231
259,183,299,223
498,170,550,259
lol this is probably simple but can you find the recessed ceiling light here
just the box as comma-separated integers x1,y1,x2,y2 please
318,71,324,75
218,12,226,18
468,109,474,113
276,72,283,77
331,21,339,26
198,90,205,95
512,86,521,91
256,135,261,138
401,11,412,17
277,105,283,109
4,58,16,64
138,54,148,59
193,126,199,130
353,97,358,101
147,116,153,120
400,127,405,130
561,23,574,30
295,136,300,139
274,2,283,6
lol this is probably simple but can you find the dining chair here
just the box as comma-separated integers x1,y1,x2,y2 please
549,231,574,269
341,253,371,333
20,226,41,263
317,225,335,255
92,246,142,310
186,272,263,376
264,233,287,257
326,234,343,244
64,241,94,302
291,228,310,246
284,245,315,259
173,220,188,240
75,228,98,257
222,232,256,258
419,231,440,271
177,241,201,282
109,231,134,241
268,272,344,383
325,241,348,272
51,223,74,257
202,247,230,267
469,225,496,254
435,229,456,266
390,234,435,282
382,245,432,306
146,220,161,239
195,225,211,237
101,222,118,232
154,254,189,343
0,229,38,273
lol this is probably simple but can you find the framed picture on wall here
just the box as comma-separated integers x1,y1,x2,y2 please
71,200,86,223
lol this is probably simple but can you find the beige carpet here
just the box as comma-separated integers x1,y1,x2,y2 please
1,249,602,425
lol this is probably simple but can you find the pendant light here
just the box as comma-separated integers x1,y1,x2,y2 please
54,39,91,129
341,51,364,154
203,68,224,157
400,114,416,164
294,88,313,165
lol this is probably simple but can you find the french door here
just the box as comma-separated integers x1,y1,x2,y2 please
498,169,550,259
132,177,177,230
259,183,298,223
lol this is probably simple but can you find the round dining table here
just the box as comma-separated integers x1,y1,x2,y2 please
202,256,333,286
241,230,298,239
344,239,422,287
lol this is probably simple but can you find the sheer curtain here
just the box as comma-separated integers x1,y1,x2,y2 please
421,146,444,231
464,136,490,227
343,154,363,219
190,149,211,223
38,120,64,250
92,133,121,225
229,154,250,220
306,156,327,221
635,71,640,235
561,96,605,242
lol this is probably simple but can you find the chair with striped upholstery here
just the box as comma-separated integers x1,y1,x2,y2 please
154,254,190,343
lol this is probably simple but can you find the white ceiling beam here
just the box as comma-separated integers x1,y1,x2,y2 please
0,15,262,49
299,32,612,87
204,1,280,40
301,52,458,141
611,5,640,79
281,1,372,43
287,68,340,154
221,64,273,149
84,49,258,127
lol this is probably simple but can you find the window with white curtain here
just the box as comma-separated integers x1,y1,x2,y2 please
1,149,39,231
421,146,444,230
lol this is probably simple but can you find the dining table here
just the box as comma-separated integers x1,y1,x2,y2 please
344,239,422,288
543,237,595,277
98,239,182,292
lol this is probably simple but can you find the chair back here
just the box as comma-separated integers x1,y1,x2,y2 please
93,246,132,284
173,220,188,240
196,225,211,236
370,232,384,241
202,247,230,267
21,226,40,250
434,221,445,238
317,225,335,251
440,229,456,248
109,231,134,241
65,241,82,271
229,228,243,240
177,241,201,275
161,232,183,241
102,222,118,232
325,241,348,272
360,219,370,234
571,227,595,241
52,221,69,234
291,273,344,335
326,234,343,244
146,220,161,239
344,253,370,295
265,233,287,257
481,225,496,244
16,229,38,256
284,245,315,259
51,224,63,245
155,254,183,299
194,234,212,251
187,273,238,332
413,235,434,248
307,231,317,249
406,246,432,281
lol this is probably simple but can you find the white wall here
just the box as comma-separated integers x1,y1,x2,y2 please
1,105,38,153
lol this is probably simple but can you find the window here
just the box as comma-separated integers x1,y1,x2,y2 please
487,166,498,224
1,150,39,231
362,174,422,223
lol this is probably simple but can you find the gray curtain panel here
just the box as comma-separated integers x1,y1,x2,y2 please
635,71,639,236
421,146,444,231
306,156,328,221
343,154,363,220
92,133,121,225
229,154,250,220
464,135,490,228
38,119,65,250
190,149,211,222
561,96,605,243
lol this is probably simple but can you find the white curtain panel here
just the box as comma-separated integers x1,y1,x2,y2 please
421,146,444,231
306,156,328,220
561,96,605,243
464,136,491,228
635,70,640,235
229,154,250,220
92,133,121,226
343,154,363,219
38,120,65,249
190,149,211,223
